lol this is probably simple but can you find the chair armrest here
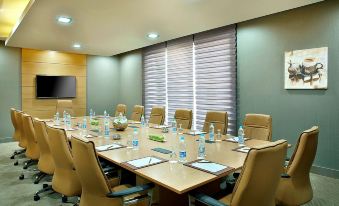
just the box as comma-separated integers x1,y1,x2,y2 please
189,191,228,206
281,173,291,178
106,183,154,198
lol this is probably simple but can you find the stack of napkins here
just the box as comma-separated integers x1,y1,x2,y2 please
96,144,122,152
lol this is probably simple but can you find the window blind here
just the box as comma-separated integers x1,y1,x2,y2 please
194,25,237,134
166,36,194,124
143,43,167,120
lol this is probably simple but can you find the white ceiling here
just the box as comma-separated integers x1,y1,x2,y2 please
6,0,323,56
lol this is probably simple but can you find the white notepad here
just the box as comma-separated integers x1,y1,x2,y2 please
127,157,162,168
96,144,122,152
191,161,227,173
187,131,207,135
238,147,251,153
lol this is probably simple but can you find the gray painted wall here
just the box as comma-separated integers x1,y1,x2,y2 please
0,42,21,138
87,55,120,116
237,0,339,172
118,50,143,118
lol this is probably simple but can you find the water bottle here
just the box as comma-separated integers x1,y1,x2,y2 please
104,116,110,137
216,129,222,142
63,110,67,123
209,123,215,142
197,134,206,159
238,126,245,146
82,117,87,136
55,112,60,125
171,120,177,136
140,115,145,127
132,128,139,150
89,108,93,120
67,114,72,130
178,136,187,163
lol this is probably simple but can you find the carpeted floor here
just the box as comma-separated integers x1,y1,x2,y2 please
0,142,338,206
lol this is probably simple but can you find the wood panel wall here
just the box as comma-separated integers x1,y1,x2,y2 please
22,49,87,118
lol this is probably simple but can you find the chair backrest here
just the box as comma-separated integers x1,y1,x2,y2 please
174,109,193,130
46,126,81,196
243,114,272,141
149,106,165,125
56,100,74,116
22,114,40,160
33,118,55,175
202,111,228,135
287,126,319,178
10,108,20,141
231,140,287,206
71,137,121,205
130,105,144,121
16,111,27,148
115,104,127,116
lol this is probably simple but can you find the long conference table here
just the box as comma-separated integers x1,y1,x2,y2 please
46,116,275,206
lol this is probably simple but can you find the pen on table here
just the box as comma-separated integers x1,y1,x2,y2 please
148,157,152,165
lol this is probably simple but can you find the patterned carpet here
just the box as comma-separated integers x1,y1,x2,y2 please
0,141,338,206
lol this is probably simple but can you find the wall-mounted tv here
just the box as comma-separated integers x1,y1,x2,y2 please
36,75,76,99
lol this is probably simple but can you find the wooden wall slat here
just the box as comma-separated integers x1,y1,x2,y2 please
21,49,87,118
22,49,86,66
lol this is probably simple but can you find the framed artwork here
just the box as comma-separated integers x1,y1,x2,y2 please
284,47,328,89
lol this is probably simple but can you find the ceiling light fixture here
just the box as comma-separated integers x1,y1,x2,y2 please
147,32,159,39
73,43,81,48
57,16,72,24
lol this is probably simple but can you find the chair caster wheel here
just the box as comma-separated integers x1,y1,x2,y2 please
23,165,28,169
10,156,15,159
19,174,24,180
62,196,68,203
14,161,18,166
43,184,48,188
34,195,40,201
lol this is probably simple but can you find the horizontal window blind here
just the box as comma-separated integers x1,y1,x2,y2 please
167,36,194,123
194,25,237,134
143,43,167,120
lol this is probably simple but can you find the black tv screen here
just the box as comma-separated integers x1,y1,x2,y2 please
36,75,76,99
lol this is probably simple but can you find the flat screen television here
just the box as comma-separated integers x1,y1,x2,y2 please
36,75,76,99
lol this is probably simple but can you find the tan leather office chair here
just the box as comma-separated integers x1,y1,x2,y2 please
22,114,40,168
130,105,144,121
17,111,27,150
33,119,55,200
71,136,154,206
189,140,288,206
243,113,272,141
149,106,165,125
10,109,26,162
46,126,81,203
10,108,20,142
18,114,40,180
275,126,319,206
115,104,127,117
174,109,193,130
32,118,55,183
57,99,74,116
202,111,228,135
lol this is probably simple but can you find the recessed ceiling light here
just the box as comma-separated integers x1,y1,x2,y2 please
57,16,72,24
73,43,81,48
147,32,159,39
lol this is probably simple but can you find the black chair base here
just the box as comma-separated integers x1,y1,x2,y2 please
34,172,47,184
34,184,53,201
23,159,37,169
10,148,26,160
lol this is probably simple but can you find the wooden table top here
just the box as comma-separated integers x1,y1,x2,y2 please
45,116,274,194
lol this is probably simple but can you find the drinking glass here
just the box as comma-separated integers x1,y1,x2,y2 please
126,135,133,149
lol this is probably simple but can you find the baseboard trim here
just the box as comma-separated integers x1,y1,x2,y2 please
311,165,339,179
0,137,14,143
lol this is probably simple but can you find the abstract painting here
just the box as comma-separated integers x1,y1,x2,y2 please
284,47,328,89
